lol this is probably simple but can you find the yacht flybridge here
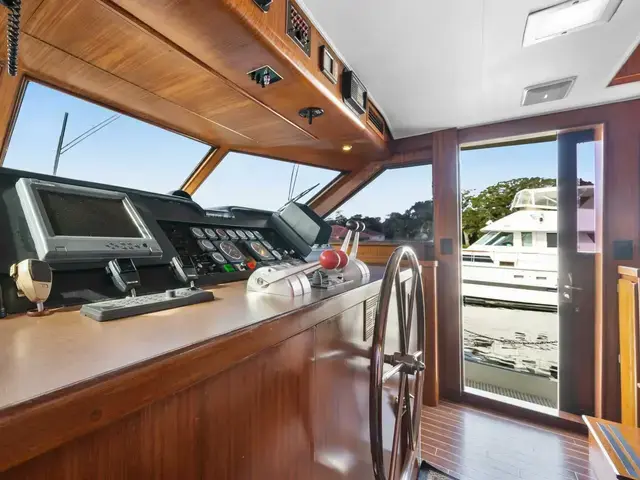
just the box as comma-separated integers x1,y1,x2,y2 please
0,1,639,479
462,186,595,310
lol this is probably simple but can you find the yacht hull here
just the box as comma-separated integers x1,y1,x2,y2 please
462,263,557,311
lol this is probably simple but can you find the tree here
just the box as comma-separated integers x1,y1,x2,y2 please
350,214,384,233
462,177,556,244
326,210,347,226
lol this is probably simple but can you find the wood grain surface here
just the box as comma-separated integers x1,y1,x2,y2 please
0,270,411,472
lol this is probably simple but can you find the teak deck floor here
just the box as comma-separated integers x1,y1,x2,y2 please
420,401,594,480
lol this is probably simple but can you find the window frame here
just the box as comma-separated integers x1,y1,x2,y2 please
321,162,435,246
188,148,347,208
322,161,433,219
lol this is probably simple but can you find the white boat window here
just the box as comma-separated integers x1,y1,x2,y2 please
325,165,433,243
522,232,533,247
547,233,558,248
3,81,212,194
473,231,499,246
193,151,341,211
486,232,513,247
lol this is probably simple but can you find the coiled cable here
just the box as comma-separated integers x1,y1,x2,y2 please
5,0,21,77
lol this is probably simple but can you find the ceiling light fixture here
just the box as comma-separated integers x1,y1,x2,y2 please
523,0,622,47
342,144,353,152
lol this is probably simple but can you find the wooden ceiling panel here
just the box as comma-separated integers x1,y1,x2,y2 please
610,42,640,87
24,0,314,147
109,0,388,158
19,34,254,146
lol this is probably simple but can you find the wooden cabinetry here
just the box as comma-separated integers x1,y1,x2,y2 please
618,266,640,426
0,278,417,479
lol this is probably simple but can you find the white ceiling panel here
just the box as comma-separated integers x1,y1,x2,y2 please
298,0,640,138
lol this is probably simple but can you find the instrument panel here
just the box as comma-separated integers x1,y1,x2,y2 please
160,221,302,278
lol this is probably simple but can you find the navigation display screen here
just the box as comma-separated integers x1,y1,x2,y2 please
38,190,142,238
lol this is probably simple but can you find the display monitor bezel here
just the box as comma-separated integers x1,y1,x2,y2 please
16,178,163,263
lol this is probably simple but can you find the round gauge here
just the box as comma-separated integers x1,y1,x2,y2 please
272,250,283,261
225,229,238,240
215,228,228,239
210,252,226,264
190,227,205,239
198,239,215,251
218,241,244,262
261,240,274,250
204,228,218,240
253,230,264,240
245,230,256,240
235,230,247,240
249,241,273,260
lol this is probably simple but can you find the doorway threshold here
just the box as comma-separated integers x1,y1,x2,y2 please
464,385,558,416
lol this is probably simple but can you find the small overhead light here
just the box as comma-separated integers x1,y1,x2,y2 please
523,0,622,47
522,77,576,106
342,144,353,152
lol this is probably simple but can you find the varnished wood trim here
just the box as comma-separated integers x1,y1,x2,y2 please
182,146,228,194
609,41,640,87
0,71,26,166
22,33,255,143
619,266,640,279
96,0,317,142
391,131,433,154
432,129,462,400
309,161,383,216
421,260,439,407
594,124,605,420
458,392,588,435
384,147,432,167
0,275,405,472
219,0,385,150
228,145,371,172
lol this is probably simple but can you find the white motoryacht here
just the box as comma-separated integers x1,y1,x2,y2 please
462,186,594,310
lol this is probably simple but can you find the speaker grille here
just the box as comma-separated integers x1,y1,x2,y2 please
522,77,576,106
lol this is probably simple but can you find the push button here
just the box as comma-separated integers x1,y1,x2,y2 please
223,264,235,273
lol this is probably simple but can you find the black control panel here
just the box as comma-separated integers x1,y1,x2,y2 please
0,167,313,315
159,221,302,278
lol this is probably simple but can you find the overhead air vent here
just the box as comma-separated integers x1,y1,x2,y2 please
523,0,622,47
287,1,311,57
367,102,386,138
521,77,576,106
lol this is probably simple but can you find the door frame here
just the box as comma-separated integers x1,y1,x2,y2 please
449,125,604,423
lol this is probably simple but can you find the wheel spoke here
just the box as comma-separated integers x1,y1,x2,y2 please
395,270,408,355
389,372,407,479
382,362,403,383
402,376,414,447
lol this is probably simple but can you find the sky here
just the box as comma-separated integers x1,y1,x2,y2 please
2,82,595,218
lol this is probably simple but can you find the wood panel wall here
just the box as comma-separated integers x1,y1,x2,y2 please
0,329,317,479
431,129,462,400
618,266,640,427
610,41,640,87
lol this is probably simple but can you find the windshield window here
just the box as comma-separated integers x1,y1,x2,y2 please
193,152,341,210
473,231,499,246
486,232,513,246
325,165,433,242
2,82,211,194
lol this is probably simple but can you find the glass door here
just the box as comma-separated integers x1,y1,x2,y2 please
557,129,598,415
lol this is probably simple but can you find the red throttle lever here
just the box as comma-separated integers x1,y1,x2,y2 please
319,249,350,270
